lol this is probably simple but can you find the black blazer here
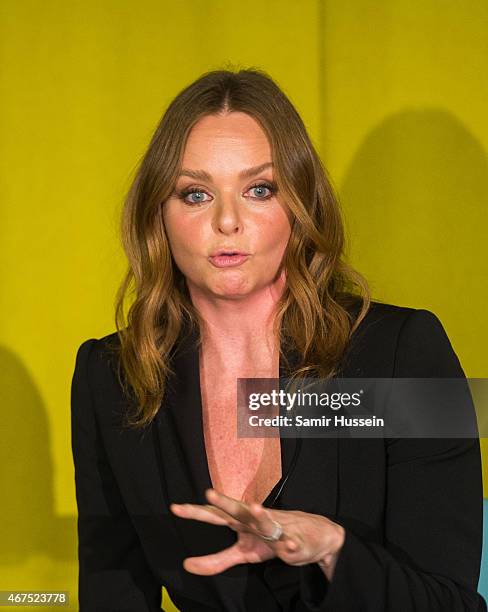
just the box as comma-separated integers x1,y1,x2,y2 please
71,301,486,611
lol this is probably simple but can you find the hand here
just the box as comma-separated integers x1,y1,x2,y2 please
170,488,345,580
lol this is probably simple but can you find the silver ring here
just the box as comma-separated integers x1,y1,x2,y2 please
259,519,283,542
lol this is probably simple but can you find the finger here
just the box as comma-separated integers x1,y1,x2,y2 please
205,489,254,525
170,502,229,526
183,543,244,576
248,504,302,553
171,500,254,535
247,504,305,561
285,537,299,552
248,502,286,540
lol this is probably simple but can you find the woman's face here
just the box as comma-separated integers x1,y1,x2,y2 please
163,111,292,300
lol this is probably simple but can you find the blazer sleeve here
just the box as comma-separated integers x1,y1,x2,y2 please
71,338,163,611
297,309,487,611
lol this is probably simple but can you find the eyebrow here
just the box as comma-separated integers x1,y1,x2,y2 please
178,162,274,181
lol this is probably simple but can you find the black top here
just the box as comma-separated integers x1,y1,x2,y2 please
71,300,486,611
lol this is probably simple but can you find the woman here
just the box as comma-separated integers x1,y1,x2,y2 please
71,68,485,611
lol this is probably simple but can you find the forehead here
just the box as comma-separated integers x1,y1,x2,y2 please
181,112,272,166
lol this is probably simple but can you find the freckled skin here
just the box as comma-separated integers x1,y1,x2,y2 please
162,112,292,310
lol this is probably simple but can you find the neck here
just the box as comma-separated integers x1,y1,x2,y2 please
186,271,286,356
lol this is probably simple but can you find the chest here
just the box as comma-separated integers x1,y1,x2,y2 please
200,372,282,505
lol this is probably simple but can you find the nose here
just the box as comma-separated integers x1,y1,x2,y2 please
211,192,243,235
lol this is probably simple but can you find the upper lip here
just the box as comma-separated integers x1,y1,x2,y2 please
209,249,249,257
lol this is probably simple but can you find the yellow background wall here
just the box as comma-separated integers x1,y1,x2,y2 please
1,1,486,609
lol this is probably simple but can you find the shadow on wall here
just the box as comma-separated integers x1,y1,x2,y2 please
0,346,76,564
337,107,488,597
338,108,488,353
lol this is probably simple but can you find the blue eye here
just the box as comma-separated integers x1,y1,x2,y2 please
247,181,277,200
177,187,210,205
249,185,270,198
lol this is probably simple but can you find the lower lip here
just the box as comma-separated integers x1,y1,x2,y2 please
209,254,250,268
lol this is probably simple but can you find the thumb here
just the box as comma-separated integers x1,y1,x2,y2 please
183,542,245,575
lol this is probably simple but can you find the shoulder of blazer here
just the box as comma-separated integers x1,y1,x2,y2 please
82,333,120,381
343,297,415,352
76,334,128,423
339,299,454,377
343,299,464,378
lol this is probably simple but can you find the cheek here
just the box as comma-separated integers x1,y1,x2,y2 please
164,213,202,256
257,213,291,255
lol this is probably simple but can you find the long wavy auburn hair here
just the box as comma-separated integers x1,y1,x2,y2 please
110,66,371,430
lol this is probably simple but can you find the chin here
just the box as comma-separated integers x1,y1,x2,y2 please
211,285,253,299
205,271,251,293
